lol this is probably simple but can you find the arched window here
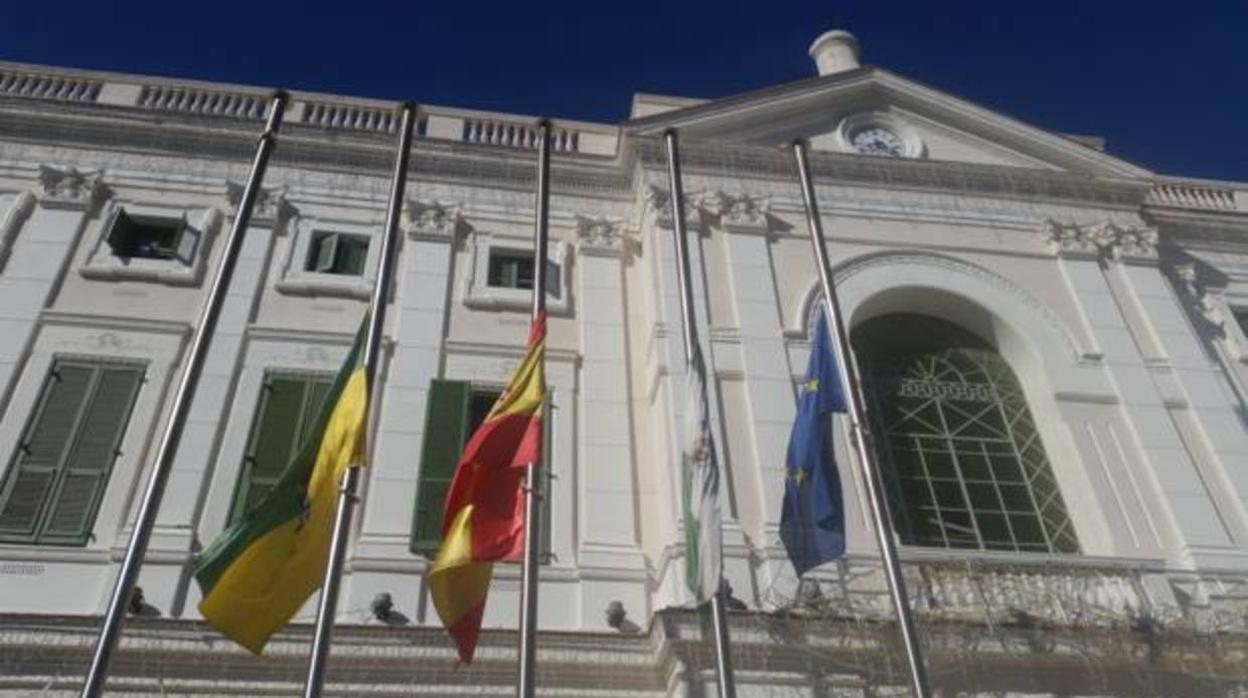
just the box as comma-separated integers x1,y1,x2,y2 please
852,314,1079,554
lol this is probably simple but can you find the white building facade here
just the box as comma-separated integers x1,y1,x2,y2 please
1,30,1247,697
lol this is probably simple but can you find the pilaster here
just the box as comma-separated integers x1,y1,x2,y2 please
353,199,460,560
0,166,108,419
1048,219,1244,567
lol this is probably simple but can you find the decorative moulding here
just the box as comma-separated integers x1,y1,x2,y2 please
225,181,295,228
37,165,108,210
1043,219,1158,262
0,190,36,271
575,214,625,255
404,199,462,241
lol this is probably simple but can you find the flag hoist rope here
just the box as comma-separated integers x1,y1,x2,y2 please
79,91,290,698
516,118,551,698
663,129,738,698
301,103,417,698
792,139,932,698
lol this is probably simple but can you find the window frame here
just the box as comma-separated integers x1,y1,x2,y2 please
855,314,1080,556
276,216,381,299
80,200,221,286
465,231,568,314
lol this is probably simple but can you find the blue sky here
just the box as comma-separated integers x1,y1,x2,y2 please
3,0,1244,180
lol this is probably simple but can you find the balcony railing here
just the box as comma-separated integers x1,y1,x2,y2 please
1148,180,1242,212
0,68,101,103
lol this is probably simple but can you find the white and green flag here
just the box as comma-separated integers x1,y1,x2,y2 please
682,345,721,605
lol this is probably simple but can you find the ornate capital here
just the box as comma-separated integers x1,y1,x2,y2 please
698,190,771,230
226,181,294,227
37,165,108,210
645,185,699,230
405,199,462,241
575,214,625,255
1044,219,1158,261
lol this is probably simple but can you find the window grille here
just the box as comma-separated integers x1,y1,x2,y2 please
855,314,1079,554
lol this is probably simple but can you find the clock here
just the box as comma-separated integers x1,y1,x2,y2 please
835,112,924,159
849,126,905,157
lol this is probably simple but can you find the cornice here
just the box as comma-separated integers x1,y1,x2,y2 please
629,136,1151,211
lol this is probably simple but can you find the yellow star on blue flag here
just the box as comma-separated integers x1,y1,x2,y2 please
779,309,847,576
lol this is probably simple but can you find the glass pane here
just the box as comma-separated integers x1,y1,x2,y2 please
854,313,1079,554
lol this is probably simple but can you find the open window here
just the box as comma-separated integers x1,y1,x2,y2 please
466,232,569,313
306,231,369,277
104,209,198,264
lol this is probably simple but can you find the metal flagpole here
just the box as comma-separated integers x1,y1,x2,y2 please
79,91,289,698
663,129,738,698
301,102,417,698
516,117,551,698
792,139,932,698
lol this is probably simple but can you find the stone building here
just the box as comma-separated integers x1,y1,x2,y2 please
1,29,1247,697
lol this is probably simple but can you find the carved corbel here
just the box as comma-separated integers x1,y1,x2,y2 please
575,214,626,256
698,189,771,232
404,199,462,241
226,181,295,228
645,185,700,230
37,165,108,211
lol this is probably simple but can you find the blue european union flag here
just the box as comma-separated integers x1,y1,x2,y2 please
780,309,848,577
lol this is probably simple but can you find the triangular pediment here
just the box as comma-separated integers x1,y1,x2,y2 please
625,67,1151,178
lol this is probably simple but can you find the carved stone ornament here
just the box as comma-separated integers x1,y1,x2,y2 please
575,214,623,252
225,181,294,226
1173,262,1228,333
645,185,699,230
405,199,461,240
698,190,771,229
37,165,107,209
1043,219,1158,260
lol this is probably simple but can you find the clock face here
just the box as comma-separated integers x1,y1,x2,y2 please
850,126,905,157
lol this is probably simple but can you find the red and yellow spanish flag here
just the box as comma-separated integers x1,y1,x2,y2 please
194,320,369,654
429,312,546,663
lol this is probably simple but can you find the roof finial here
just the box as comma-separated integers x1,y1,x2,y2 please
809,30,860,76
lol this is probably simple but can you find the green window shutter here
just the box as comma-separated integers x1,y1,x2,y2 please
0,364,93,541
0,360,144,546
545,260,561,300
312,233,340,273
173,216,197,265
410,380,471,556
42,364,143,544
229,374,333,524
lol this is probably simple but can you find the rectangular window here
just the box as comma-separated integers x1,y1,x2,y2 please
228,372,333,524
486,250,561,300
306,231,369,276
411,379,552,562
0,359,144,545
105,208,193,262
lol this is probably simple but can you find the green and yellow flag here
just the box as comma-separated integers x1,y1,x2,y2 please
194,320,369,654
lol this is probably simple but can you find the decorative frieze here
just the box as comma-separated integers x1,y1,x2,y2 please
1043,219,1158,261
225,181,293,227
37,165,107,210
404,199,461,241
